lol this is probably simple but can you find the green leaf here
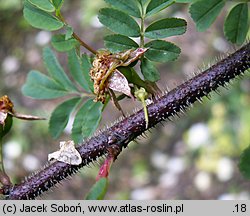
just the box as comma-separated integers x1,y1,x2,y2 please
176,0,196,3
51,0,64,10
0,115,13,138
189,0,225,32
49,97,81,139
28,0,54,12
140,57,160,82
65,25,74,40
119,67,146,87
22,70,68,99
81,54,94,93
145,18,187,39
72,99,103,144
138,0,150,8
239,145,250,179
104,34,139,52
145,40,181,62
85,178,108,200
23,1,64,31
43,47,77,91
51,34,79,52
138,0,150,5
98,8,140,37
51,34,76,51
68,49,91,92
104,0,141,18
224,3,249,45
146,0,175,17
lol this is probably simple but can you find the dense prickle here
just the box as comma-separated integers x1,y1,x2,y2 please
4,43,250,199
4,137,108,199
145,43,250,128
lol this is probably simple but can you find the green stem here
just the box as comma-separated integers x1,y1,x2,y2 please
0,138,11,186
140,16,145,47
142,100,149,128
139,2,146,47
0,138,4,173
72,32,97,55
57,11,97,54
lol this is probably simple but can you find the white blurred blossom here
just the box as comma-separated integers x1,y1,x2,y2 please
216,157,234,182
35,31,51,46
187,123,210,149
90,15,103,28
22,154,40,171
218,192,250,200
3,140,22,159
2,56,20,74
151,151,168,170
131,187,156,200
194,171,211,192
166,157,186,174
159,172,178,188
213,37,229,52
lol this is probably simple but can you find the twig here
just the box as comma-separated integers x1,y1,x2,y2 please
57,11,97,54
2,43,250,199
72,32,97,55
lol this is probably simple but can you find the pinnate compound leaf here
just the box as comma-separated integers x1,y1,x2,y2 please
145,18,187,39
23,1,64,31
189,0,225,32
176,0,195,3
51,34,79,52
119,67,147,88
51,0,64,10
145,40,181,62
65,25,74,40
146,0,175,17
85,178,108,200
104,0,141,18
28,0,54,12
49,97,81,139
239,145,250,179
72,99,103,144
104,34,139,52
224,3,249,45
68,49,91,92
43,47,77,92
81,54,94,93
98,8,140,37
138,0,150,5
140,58,160,82
22,70,68,99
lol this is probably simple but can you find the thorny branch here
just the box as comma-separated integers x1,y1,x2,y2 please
1,43,250,199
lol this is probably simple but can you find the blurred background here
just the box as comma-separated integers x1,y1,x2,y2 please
0,0,250,199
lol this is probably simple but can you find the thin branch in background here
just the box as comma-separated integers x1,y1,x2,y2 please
72,32,97,55
57,11,97,54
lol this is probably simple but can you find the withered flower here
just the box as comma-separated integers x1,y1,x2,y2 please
90,48,148,103
0,95,14,126
0,95,45,131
